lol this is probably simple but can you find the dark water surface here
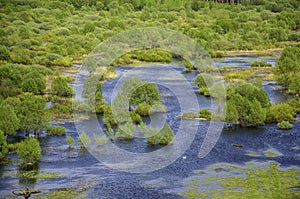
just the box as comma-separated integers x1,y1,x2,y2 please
0,58,299,199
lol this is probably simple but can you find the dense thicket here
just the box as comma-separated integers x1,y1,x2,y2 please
0,0,299,69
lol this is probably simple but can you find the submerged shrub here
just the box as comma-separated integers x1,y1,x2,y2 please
199,108,212,120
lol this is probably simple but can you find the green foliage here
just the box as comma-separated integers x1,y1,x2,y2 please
289,73,300,95
93,134,107,145
181,162,300,199
0,45,10,61
179,112,197,119
286,98,300,113
17,138,41,164
0,102,20,136
46,126,66,136
198,86,210,96
192,73,215,88
251,61,272,67
135,102,151,116
158,123,174,145
78,132,91,146
17,93,48,134
225,99,239,125
266,103,296,123
112,93,131,124
277,121,293,129
225,70,256,81
130,82,160,106
145,126,160,145
145,123,174,145
116,122,135,140
199,109,212,120
103,103,117,126
273,45,300,87
226,82,269,126
130,111,142,124
66,135,75,148
51,77,73,97
0,130,8,160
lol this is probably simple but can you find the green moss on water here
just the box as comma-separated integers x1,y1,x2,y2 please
265,151,280,158
180,162,300,199
17,171,62,179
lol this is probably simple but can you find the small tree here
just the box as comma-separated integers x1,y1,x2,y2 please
51,77,73,97
199,108,212,120
158,123,174,145
17,138,41,165
192,73,215,88
78,132,91,147
0,102,20,136
0,130,8,161
66,135,75,149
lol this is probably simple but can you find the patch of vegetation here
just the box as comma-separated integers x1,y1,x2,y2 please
178,112,197,119
278,121,293,129
199,109,212,120
17,138,41,165
46,126,66,136
251,61,272,67
66,135,75,149
181,162,300,199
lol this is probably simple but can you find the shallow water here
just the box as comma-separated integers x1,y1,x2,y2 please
0,58,299,199
213,56,276,68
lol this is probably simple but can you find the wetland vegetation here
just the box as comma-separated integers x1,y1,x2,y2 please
0,0,299,198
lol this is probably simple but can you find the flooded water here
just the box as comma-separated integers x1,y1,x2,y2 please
0,57,299,199
213,56,276,69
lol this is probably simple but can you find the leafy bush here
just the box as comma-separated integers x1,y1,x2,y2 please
0,130,8,160
66,135,75,148
193,73,214,88
199,86,210,96
17,138,41,164
277,121,293,129
199,108,212,120
46,126,66,136
251,61,272,67
51,77,73,97
266,103,296,123
158,123,174,145
116,122,135,140
78,132,91,146
130,111,142,124
135,102,151,116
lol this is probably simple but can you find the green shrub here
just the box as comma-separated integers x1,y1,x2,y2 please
93,134,107,145
135,102,151,116
199,108,212,120
66,135,75,148
130,111,142,124
266,103,296,123
277,121,293,129
199,86,210,96
193,73,214,88
78,132,91,146
46,126,66,136
17,138,41,164
0,130,8,160
51,77,73,97
251,61,272,67
116,122,135,140
158,123,174,145
179,112,197,119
